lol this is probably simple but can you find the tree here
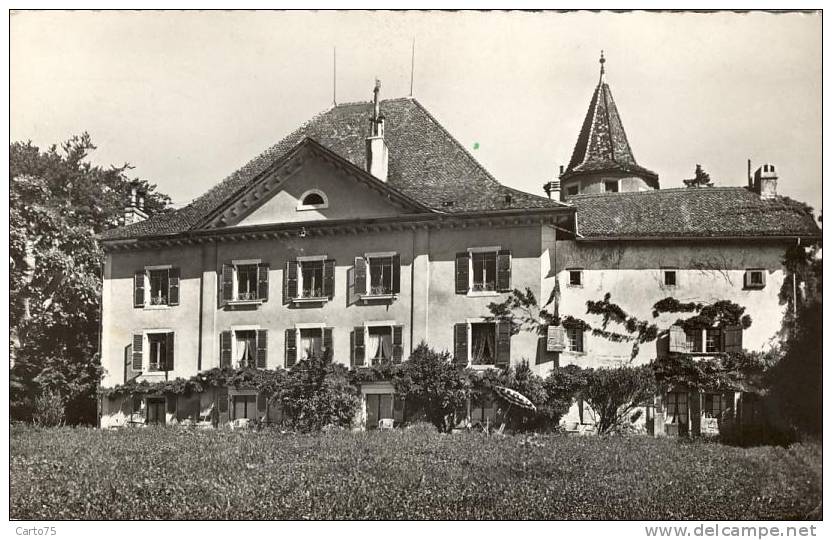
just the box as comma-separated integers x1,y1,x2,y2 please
683,164,714,188
394,343,471,432
10,134,170,424
581,365,656,434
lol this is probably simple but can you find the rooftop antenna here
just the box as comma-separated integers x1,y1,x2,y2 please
332,46,337,107
409,37,416,97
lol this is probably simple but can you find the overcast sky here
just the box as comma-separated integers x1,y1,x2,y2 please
10,10,822,215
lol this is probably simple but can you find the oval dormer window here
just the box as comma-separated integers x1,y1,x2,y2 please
297,189,328,210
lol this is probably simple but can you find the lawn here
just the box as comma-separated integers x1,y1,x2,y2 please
10,424,822,520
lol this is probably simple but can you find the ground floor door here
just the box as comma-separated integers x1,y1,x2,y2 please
666,391,689,437
232,394,258,421
146,398,166,426
366,393,394,429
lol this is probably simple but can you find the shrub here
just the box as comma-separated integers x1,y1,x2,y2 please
31,389,65,427
581,365,655,434
543,364,589,424
278,355,360,432
469,360,553,431
394,343,470,432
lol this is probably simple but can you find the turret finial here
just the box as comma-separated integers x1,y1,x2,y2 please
599,50,606,82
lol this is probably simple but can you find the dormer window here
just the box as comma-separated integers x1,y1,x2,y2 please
297,189,328,211
604,180,619,193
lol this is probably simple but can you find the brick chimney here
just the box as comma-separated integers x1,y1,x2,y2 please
753,163,778,199
365,79,389,182
124,183,148,225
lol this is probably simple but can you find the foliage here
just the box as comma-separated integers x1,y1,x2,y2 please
10,134,170,425
11,426,822,519
652,351,767,393
468,360,554,431
101,367,289,399
394,343,471,432
542,364,589,423
278,355,360,432
682,164,714,188
766,300,822,436
580,365,656,435
486,287,555,335
652,297,702,318
31,390,65,427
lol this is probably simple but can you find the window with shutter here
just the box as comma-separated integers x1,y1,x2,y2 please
453,323,468,366
165,332,175,371
455,253,469,294
146,333,170,372
392,325,404,363
219,331,232,368
351,327,365,367
721,326,743,353
132,333,143,370
391,254,401,294
496,250,512,291
323,327,333,357
257,263,270,301
256,329,268,368
285,329,297,368
744,269,766,289
168,268,180,306
221,264,234,303
285,261,298,301
495,321,511,367
669,325,687,353
547,325,566,352
566,327,584,353
133,271,145,307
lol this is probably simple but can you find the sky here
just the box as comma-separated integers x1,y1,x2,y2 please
10,10,822,215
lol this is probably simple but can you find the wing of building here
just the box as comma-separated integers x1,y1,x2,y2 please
99,62,820,435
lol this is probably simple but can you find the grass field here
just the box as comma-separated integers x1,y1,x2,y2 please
10,424,822,520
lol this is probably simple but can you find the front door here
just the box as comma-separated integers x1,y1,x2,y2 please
666,391,689,437
232,394,258,421
365,393,393,429
146,398,166,425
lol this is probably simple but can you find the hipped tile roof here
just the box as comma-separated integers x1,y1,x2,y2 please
571,187,820,239
103,97,565,240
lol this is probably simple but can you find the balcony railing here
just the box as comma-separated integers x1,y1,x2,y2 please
237,291,258,301
149,295,168,306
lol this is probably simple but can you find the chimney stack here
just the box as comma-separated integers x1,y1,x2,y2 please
124,183,148,225
753,163,778,199
543,179,561,201
365,79,389,182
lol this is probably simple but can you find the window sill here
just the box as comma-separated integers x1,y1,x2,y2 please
143,304,171,310
468,364,500,370
360,293,397,302
562,350,586,356
226,299,263,307
743,285,765,290
566,284,583,289
466,290,500,298
292,297,329,304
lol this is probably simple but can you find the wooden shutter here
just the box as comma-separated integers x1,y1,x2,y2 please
721,326,743,354
257,263,270,302
496,249,512,292
257,392,267,413
217,388,228,414
392,325,404,363
132,333,143,370
165,332,175,371
133,271,145,307
391,254,401,294
323,259,336,298
352,327,365,367
496,321,511,367
323,327,333,356
256,329,268,368
285,329,297,368
285,261,298,301
219,330,232,368
454,323,468,367
167,267,180,306
455,253,469,294
547,325,566,352
221,264,233,303
354,257,367,296
668,325,687,353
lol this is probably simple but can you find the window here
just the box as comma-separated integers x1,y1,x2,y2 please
219,329,267,369
285,258,334,302
705,328,722,353
704,393,728,419
355,253,401,298
221,261,269,304
134,267,180,308
566,185,579,196
566,327,584,353
471,252,497,292
744,269,766,289
297,189,328,210
685,329,703,353
604,180,619,193
470,323,496,365
285,326,332,368
453,320,511,367
455,248,511,295
351,324,403,367
666,392,688,425
568,269,583,287
300,260,324,298
147,333,171,372
663,269,677,287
